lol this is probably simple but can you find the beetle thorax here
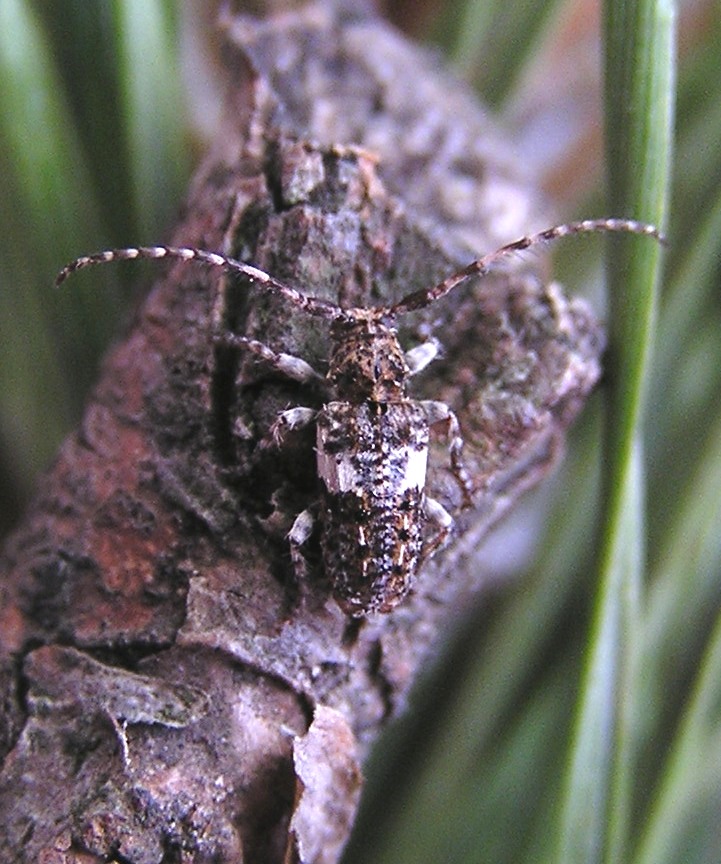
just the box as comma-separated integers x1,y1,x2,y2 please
327,313,408,403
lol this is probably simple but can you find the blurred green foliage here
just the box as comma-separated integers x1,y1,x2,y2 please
0,0,188,533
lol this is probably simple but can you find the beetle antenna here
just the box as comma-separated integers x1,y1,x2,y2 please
386,218,665,317
55,244,343,321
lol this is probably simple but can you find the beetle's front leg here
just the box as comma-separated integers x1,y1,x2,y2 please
216,333,322,448
215,333,325,386
405,338,441,376
421,400,474,506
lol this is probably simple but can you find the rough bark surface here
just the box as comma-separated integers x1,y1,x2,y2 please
0,3,604,862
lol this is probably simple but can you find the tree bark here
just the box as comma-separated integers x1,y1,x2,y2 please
0,2,604,862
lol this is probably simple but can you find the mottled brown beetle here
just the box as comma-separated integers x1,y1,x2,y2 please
56,218,662,616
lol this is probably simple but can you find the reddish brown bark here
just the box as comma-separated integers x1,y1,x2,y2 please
0,3,603,862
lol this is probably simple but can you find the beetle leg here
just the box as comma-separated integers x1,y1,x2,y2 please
421,496,454,560
404,338,441,376
261,407,317,449
216,333,325,386
287,507,316,597
421,400,474,506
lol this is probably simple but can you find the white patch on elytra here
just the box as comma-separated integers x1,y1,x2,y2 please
316,430,428,495
400,446,428,492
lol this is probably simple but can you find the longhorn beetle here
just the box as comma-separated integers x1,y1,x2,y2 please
56,218,663,616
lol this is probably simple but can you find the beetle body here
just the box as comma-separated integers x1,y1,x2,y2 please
283,313,458,616
317,400,430,614
56,218,663,615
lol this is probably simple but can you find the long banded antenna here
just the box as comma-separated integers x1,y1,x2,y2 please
386,218,665,317
56,219,664,322
55,244,342,321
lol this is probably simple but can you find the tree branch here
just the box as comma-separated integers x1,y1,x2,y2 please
0,3,603,861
